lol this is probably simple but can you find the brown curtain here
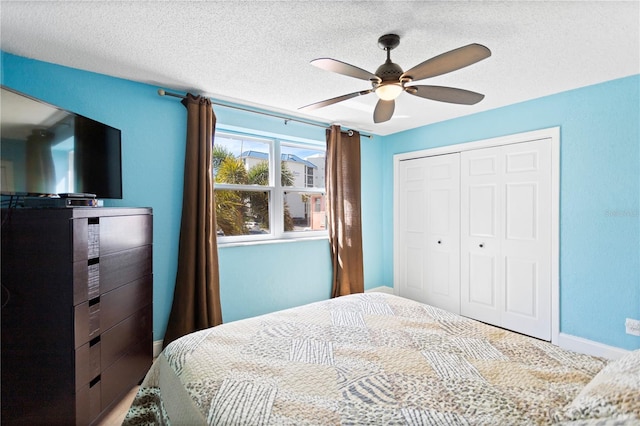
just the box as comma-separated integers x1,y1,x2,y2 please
326,125,364,297
163,94,222,348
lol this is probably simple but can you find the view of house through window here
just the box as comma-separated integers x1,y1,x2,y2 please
213,132,326,241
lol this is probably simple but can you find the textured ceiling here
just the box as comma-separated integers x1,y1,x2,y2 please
1,1,638,136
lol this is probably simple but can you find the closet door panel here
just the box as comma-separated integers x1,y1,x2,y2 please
425,154,460,313
405,246,425,294
461,148,502,325
504,257,537,317
461,139,551,339
501,139,552,340
506,183,538,240
427,251,451,296
468,253,497,307
469,185,497,237
398,154,460,313
397,158,429,303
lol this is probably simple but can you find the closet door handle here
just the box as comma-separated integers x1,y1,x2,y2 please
437,240,442,244
479,243,484,248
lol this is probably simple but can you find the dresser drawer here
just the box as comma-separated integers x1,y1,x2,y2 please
100,215,152,256
72,245,151,306
75,376,101,426
101,304,152,370
100,245,152,294
101,275,152,332
72,214,152,262
74,298,101,349
101,338,151,412
75,338,101,391
72,258,100,306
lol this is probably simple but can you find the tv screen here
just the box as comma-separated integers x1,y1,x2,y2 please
0,86,122,199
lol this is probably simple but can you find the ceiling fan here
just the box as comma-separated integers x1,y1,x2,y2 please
299,34,491,123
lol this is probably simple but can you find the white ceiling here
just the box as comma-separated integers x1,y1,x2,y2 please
1,1,638,136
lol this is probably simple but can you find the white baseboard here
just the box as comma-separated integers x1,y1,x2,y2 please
153,340,163,358
366,286,395,295
557,332,630,360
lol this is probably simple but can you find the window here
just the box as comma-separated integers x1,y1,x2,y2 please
213,131,326,243
305,166,314,187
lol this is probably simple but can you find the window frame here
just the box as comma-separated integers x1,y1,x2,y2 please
214,130,327,245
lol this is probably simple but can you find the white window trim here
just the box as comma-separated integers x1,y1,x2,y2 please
215,130,327,245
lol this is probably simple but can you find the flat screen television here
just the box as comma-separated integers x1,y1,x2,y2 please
0,86,122,199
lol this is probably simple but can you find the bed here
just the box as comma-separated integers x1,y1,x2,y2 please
124,293,639,425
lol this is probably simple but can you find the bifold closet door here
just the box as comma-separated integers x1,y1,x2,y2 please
397,153,460,313
460,139,552,340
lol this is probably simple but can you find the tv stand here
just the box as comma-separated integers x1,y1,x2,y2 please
1,207,153,425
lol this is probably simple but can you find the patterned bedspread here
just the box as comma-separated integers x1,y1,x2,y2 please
124,293,608,425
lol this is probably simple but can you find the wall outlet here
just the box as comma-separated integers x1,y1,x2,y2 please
625,318,640,336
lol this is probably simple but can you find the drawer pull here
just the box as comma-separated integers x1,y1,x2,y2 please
90,376,101,388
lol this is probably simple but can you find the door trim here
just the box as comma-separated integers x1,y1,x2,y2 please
393,127,560,344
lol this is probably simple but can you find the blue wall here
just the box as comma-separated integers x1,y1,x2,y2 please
0,52,386,340
2,51,638,350
381,75,640,351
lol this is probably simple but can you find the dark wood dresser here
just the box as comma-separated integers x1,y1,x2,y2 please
1,207,153,425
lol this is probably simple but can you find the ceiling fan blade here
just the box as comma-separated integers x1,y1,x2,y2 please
311,58,381,82
373,99,395,123
407,85,485,105
401,44,491,82
299,89,373,111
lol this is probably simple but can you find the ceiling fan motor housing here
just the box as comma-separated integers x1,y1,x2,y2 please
375,61,404,83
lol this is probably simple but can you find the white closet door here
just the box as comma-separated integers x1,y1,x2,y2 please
460,147,502,325
398,154,460,313
424,154,461,313
397,157,429,304
502,140,552,340
460,139,552,340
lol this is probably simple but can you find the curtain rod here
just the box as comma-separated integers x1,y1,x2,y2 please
157,89,371,139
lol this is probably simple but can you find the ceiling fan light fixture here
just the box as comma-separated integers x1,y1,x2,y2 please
375,82,403,101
